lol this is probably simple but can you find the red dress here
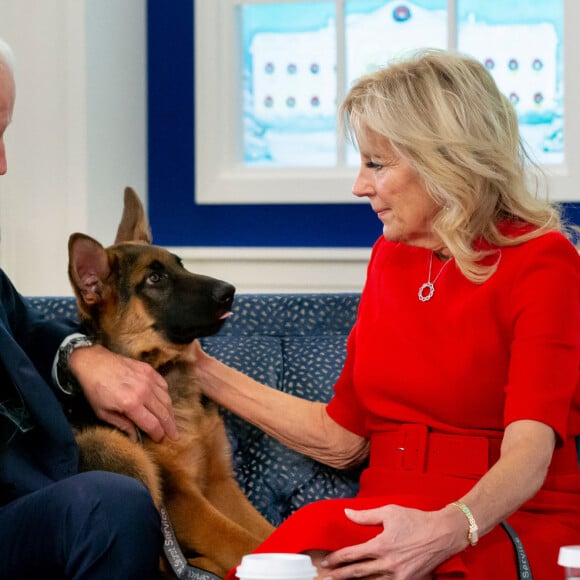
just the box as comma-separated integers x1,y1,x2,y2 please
228,226,580,579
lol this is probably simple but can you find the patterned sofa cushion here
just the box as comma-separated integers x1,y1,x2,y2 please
200,293,363,525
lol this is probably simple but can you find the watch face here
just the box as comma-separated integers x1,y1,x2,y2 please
66,337,93,356
57,336,94,393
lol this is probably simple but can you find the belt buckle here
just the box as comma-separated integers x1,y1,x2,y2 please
397,424,428,471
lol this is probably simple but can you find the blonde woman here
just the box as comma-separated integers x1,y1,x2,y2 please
193,50,580,579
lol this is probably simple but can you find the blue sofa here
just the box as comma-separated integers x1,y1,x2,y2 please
30,292,580,529
30,293,364,526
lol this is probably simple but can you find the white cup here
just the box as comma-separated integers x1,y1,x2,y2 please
558,546,580,579
236,553,317,580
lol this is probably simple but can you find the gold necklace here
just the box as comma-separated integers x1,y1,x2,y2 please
418,251,453,302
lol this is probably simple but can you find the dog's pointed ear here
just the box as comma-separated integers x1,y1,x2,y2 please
114,187,152,245
68,233,110,305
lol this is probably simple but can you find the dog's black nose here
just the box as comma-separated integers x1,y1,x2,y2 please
213,282,235,304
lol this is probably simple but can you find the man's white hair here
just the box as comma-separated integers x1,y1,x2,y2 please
0,37,15,73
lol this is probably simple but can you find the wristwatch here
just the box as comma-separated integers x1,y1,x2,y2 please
56,333,94,394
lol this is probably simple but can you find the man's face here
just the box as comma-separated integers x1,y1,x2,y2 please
0,59,15,175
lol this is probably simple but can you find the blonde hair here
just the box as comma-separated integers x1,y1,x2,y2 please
340,49,564,283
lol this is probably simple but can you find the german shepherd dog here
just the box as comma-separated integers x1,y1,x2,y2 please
67,187,274,577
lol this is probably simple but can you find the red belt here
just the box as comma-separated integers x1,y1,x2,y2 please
370,424,579,478
370,424,502,478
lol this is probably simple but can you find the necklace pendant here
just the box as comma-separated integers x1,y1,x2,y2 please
418,282,435,302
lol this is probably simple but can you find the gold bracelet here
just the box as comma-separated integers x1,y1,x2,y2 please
450,501,479,547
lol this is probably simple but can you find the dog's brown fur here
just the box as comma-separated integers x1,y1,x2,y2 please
68,187,274,577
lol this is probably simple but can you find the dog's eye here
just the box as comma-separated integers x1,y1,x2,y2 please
147,272,162,285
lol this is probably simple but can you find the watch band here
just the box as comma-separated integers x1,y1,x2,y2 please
450,501,479,547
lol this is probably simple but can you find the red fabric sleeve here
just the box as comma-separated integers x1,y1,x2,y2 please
326,238,385,438
326,325,370,437
503,232,580,444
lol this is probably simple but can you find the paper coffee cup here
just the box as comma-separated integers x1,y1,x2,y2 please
559,546,580,579
236,553,317,580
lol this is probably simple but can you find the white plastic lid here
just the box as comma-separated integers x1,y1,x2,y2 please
236,553,317,579
559,546,580,567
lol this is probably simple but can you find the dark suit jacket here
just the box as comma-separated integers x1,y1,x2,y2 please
0,269,79,504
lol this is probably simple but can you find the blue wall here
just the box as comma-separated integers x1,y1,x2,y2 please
147,1,580,249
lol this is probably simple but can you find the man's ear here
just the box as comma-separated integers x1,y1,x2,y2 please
68,233,110,305
114,186,152,244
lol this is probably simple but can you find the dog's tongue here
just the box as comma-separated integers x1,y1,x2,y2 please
219,311,234,320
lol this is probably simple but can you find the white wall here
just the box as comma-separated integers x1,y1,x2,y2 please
0,1,368,296
0,0,87,295
0,0,147,295
84,1,148,245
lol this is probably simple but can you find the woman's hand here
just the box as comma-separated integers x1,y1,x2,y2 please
319,504,465,580
68,344,179,442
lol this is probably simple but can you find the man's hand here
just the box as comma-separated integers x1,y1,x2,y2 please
68,344,179,442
